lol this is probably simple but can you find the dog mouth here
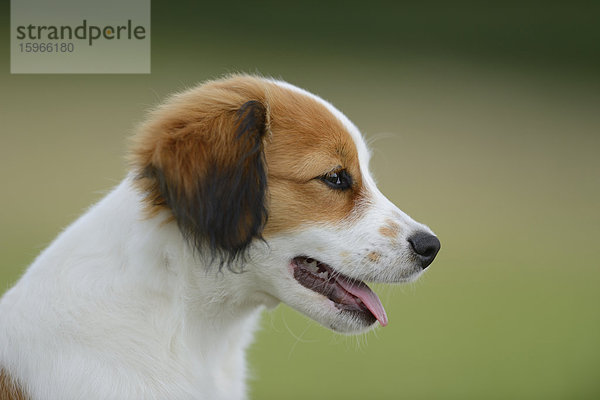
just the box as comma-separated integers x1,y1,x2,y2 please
291,256,388,327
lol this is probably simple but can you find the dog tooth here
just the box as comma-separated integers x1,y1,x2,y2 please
305,258,319,273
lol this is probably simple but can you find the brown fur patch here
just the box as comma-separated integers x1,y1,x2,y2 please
367,251,381,262
0,369,28,400
130,76,270,260
129,74,368,243
261,80,368,235
379,220,400,238
130,75,270,216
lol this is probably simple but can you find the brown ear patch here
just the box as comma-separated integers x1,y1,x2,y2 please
130,77,270,265
0,369,28,400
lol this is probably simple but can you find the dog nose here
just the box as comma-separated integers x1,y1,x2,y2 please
407,232,441,269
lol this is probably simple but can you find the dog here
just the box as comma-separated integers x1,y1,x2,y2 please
0,74,440,400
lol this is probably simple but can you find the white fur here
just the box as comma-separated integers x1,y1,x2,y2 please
0,80,435,399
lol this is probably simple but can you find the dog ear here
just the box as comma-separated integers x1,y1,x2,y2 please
134,99,269,266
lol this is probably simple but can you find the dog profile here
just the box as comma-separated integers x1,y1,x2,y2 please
0,74,440,399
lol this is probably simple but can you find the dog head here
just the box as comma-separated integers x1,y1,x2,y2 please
131,74,440,333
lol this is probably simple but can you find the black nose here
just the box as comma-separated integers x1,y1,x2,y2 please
407,232,441,269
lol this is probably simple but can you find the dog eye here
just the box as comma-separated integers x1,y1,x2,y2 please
320,169,352,190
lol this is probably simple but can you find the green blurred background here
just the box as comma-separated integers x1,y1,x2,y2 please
1,1,599,398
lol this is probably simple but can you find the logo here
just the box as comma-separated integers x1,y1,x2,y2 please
15,20,147,46
11,0,151,74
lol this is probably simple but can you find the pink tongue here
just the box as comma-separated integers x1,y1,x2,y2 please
335,276,388,327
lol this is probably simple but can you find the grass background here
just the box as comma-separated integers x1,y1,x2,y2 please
1,1,599,398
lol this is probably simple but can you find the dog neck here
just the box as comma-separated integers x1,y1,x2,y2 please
107,176,270,368
1,177,273,398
